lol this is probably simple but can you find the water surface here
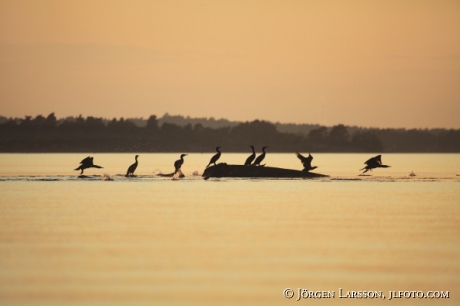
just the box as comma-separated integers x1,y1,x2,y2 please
1,153,459,305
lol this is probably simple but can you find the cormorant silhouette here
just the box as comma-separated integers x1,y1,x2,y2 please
174,154,187,174
74,156,103,175
360,155,390,174
244,146,256,166
252,146,268,166
206,147,221,168
126,155,139,177
295,152,318,172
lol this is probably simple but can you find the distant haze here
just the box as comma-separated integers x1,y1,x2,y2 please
0,0,459,129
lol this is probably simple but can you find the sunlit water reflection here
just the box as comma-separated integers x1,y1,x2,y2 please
0,153,459,305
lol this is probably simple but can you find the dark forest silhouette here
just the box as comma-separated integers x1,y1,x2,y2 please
0,113,459,152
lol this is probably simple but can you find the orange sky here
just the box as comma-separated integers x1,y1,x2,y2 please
0,0,459,128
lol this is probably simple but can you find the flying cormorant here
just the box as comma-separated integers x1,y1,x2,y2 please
360,155,390,174
252,146,268,166
295,152,318,172
174,154,187,174
126,155,139,177
74,156,103,175
206,147,221,168
244,146,256,166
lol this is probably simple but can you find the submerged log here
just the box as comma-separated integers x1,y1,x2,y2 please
202,163,328,180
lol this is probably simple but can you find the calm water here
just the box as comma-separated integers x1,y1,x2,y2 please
1,153,459,305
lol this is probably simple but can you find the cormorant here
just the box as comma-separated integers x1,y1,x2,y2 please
252,146,268,166
206,147,221,168
74,156,103,175
126,155,139,177
295,152,318,172
360,155,390,174
174,154,187,174
244,146,256,166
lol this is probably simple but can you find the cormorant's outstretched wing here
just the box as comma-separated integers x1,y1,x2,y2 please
361,155,388,174
364,155,381,167
80,156,92,164
296,152,313,168
295,152,306,161
364,157,373,165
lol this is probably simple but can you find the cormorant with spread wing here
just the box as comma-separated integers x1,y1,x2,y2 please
174,154,187,174
252,146,268,166
74,156,103,175
206,147,221,168
296,152,317,172
360,155,390,174
244,146,256,166
126,155,139,177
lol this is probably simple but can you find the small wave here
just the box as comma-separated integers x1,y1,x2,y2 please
0,174,458,183
101,173,114,181
152,169,161,175
171,170,183,181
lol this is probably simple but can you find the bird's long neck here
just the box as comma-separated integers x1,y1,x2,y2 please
262,147,266,154
251,147,255,153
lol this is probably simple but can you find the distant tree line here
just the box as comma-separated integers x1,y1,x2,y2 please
0,113,459,152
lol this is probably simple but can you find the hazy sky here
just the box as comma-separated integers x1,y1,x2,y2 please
0,0,459,128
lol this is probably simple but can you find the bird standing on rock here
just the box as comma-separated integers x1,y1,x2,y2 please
126,155,139,177
244,146,256,166
252,146,268,166
174,154,187,174
206,147,221,168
